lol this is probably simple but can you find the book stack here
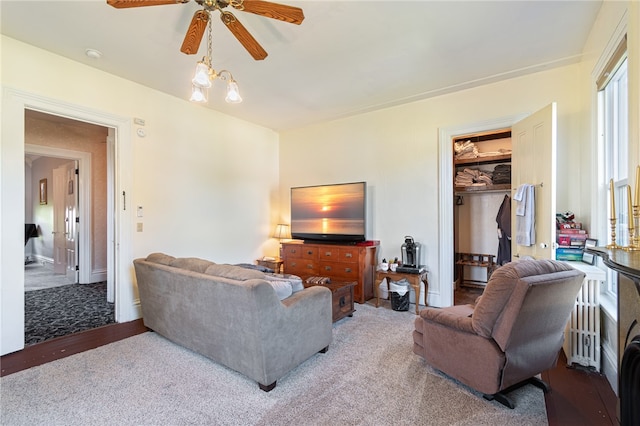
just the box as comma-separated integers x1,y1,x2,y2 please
555,214,588,261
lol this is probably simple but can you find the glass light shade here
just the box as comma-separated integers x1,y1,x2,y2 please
225,80,242,103
192,62,212,88
189,85,208,103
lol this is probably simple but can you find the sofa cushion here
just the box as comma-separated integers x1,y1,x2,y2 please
170,257,215,273
235,263,273,273
205,264,265,281
146,252,176,266
266,280,293,300
264,273,304,293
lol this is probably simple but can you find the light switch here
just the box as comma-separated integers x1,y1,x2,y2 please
137,206,143,217
136,223,143,232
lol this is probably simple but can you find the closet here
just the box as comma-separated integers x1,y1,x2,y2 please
453,129,512,288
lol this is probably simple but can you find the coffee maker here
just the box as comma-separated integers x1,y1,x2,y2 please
401,236,421,268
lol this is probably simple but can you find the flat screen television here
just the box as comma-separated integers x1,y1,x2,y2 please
290,181,366,243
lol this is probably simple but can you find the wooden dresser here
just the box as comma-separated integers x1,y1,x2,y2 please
281,241,378,304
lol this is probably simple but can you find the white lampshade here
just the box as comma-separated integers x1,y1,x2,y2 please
273,223,290,240
192,62,212,88
225,80,242,104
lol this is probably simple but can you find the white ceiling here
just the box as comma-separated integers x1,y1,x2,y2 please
1,0,603,131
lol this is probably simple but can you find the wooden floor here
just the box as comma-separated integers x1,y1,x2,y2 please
1,299,619,425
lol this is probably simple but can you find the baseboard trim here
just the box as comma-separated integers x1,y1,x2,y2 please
90,268,107,283
602,342,618,395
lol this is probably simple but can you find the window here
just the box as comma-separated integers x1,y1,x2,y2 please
597,39,628,296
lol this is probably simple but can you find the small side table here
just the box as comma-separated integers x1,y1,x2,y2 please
374,270,428,315
256,258,284,273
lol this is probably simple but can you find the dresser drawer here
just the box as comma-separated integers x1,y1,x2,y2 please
284,259,318,276
319,261,359,280
338,247,359,263
282,245,303,259
317,247,358,263
301,246,318,260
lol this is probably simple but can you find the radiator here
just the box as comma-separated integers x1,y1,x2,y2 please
562,263,606,372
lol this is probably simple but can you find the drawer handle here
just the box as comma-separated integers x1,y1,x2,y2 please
345,253,353,258
307,264,314,269
344,268,352,273
291,249,297,254
339,296,346,307
324,252,332,257
324,266,332,272
291,262,297,267
307,250,314,255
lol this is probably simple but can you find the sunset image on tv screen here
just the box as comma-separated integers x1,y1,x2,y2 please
291,182,365,235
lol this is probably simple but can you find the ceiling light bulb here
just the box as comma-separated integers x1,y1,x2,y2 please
225,80,242,104
189,85,208,103
192,61,212,88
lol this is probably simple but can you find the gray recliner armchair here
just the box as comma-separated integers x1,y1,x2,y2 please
413,259,585,408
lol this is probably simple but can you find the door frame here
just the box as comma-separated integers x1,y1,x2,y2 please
437,113,527,308
1,88,136,355
25,145,92,283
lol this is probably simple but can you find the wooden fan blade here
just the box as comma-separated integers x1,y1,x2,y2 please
234,0,304,25
180,10,209,55
107,0,189,9
220,12,268,60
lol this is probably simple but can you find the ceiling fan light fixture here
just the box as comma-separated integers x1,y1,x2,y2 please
189,84,208,103
225,79,242,104
192,60,213,88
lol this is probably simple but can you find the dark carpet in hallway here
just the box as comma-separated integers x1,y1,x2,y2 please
25,282,114,346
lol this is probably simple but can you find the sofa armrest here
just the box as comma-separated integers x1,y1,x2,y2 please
281,285,328,308
253,285,332,385
419,305,475,334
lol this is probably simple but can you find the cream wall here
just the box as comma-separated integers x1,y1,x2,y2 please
280,64,583,306
1,36,280,355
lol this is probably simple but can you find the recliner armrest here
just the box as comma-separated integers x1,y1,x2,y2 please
419,305,475,334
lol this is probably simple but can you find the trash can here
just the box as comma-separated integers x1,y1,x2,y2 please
389,279,410,311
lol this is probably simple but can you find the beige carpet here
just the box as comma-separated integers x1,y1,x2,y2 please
24,262,75,291
1,302,547,425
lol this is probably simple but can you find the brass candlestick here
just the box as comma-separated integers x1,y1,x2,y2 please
627,205,640,251
607,217,619,249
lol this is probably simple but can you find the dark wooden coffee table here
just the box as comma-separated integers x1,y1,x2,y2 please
304,281,356,322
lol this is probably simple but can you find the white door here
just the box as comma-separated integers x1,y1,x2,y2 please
52,166,66,275
511,103,557,260
64,161,79,283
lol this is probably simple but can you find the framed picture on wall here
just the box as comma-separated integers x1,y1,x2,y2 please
39,178,47,205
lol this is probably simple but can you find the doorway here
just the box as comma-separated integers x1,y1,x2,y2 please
438,104,557,308
437,114,527,308
23,110,114,344
2,88,137,356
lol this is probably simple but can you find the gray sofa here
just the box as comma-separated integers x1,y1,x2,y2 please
133,253,333,391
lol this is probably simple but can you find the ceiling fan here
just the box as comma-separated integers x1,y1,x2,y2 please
106,0,304,60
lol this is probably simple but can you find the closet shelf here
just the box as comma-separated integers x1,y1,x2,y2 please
454,153,511,166
455,184,511,194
